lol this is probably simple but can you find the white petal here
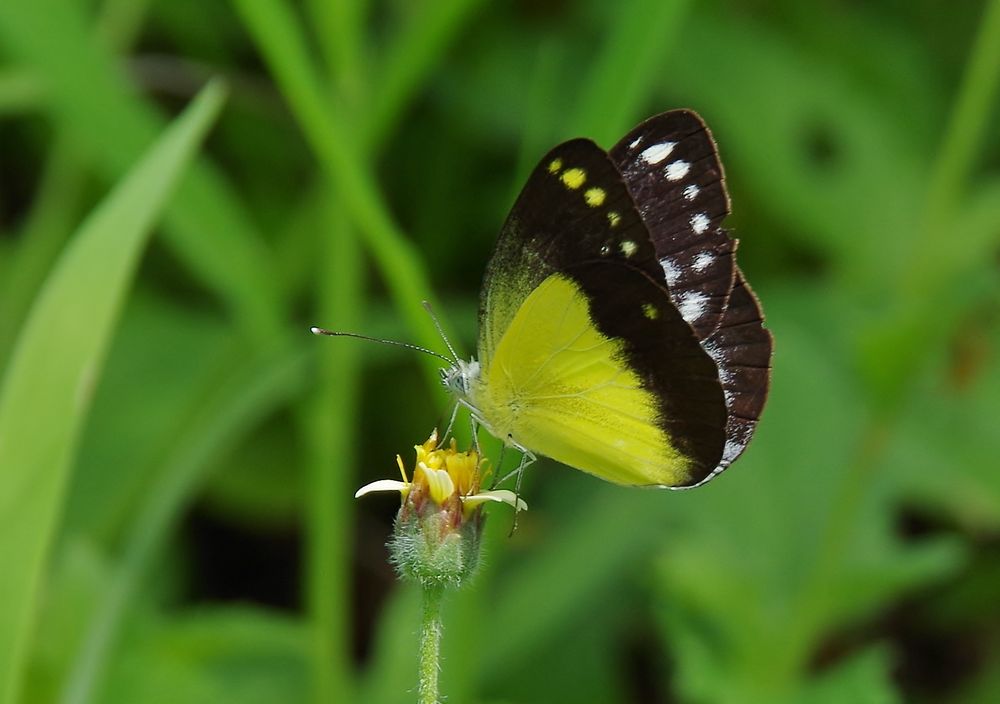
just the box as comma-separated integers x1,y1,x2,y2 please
462,490,528,512
355,480,408,498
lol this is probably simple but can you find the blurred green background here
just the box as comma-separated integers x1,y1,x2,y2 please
2,1,999,703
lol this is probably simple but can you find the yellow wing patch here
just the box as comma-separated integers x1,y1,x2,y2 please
471,274,692,486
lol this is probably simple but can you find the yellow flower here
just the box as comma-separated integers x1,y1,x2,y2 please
356,429,526,516
356,430,525,589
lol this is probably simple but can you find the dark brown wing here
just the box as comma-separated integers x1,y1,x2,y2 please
610,110,736,340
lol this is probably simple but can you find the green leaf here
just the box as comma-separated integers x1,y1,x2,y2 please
798,648,900,704
20,541,111,704
647,284,964,702
0,81,225,704
0,0,281,341
99,607,309,704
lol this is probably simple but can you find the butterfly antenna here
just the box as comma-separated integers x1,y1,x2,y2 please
309,327,453,363
421,301,461,363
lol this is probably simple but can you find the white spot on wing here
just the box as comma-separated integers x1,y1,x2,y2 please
629,136,642,149
640,141,676,165
701,338,724,362
722,438,742,463
690,213,710,234
719,366,735,386
684,184,700,201
678,290,708,323
660,257,681,286
665,160,690,181
724,389,736,406
693,251,714,272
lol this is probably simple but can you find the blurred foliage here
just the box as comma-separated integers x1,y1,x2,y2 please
1,1,999,703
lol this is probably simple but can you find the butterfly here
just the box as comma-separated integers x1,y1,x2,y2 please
440,110,773,489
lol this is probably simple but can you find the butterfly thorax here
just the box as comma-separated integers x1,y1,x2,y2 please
442,358,520,443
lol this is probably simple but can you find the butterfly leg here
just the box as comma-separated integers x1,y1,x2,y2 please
507,440,536,536
454,398,487,456
469,414,482,456
510,442,536,500
440,400,461,444
490,443,508,490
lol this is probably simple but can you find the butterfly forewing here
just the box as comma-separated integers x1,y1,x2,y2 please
610,110,736,339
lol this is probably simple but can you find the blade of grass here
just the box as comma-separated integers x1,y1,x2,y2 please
233,4,487,700
0,0,153,368
59,340,308,704
366,0,485,149
305,0,368,104
862,0,1000,403
231,0,450,402
792,0,1000,676
0,135,88,367
0,0,282,342
573,0,693,143
295,10,368,699
93,0,152,48
300,202,362,704
904,0,1000,294
232,2,445,699
0,80,225,704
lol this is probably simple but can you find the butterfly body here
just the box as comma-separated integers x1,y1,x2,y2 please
446,111,772,488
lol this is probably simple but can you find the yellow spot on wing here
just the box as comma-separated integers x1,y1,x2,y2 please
561,168,586,189
642,303,659,320
620,240,637,257
607,211,621,227
548,158,563,174
584,187,606,207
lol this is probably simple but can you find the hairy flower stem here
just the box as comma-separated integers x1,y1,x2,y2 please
418,585,444,704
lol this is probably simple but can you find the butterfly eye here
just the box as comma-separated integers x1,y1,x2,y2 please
440,367,463,394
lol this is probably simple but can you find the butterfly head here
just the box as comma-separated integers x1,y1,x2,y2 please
441,358,480,400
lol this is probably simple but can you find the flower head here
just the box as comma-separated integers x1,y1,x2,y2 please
356,429,526,518
356,430,525,589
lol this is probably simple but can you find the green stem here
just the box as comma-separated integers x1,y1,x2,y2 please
302,201,362,704
418,586,445,704
231,0,457,403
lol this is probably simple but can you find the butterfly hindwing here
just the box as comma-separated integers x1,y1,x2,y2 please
696,271,773,481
